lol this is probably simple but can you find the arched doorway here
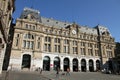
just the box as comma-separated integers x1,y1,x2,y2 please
22,54,31,69
96,60,100,71
54,57,60,71
89,59,94,72
64,57,70,71
43,56,50,71
81,59,86,72
73,58,78,72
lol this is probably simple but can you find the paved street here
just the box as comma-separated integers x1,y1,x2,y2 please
0,71,120,80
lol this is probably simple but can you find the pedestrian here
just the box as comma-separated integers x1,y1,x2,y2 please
40,68,42,74
38,67,42,74
56,67,59,78
66,68,70,76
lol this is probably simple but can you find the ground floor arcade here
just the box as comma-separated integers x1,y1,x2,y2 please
9,52,103,72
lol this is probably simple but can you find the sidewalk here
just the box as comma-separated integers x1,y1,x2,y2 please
0,71,8,80
0,71,52,80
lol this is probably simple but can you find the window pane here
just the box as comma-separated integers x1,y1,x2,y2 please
26,24,28,28
23,40,26,48
16,39,18,46
37,42,40,49
48,44,51,52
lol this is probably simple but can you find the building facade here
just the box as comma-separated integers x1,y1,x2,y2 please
9,8,115,72
0,0,15,73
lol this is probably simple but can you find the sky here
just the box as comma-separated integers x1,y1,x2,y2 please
13,0,120,42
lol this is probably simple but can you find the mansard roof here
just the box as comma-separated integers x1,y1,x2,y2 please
20,7,41,22
41,17,72,28
19,7,111,36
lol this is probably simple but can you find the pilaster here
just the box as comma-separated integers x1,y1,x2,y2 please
94,60,96,71
77,41,80,55
60,38,64,53
40,36,44,51
92,43,95,56
86,59,89,71
51,37,54,52
69,40,72,54
85,42,88,56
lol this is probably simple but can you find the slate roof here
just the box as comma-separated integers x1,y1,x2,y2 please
19,7,111,36
41,17,72,28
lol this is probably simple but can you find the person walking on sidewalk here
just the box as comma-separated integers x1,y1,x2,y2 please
38,67,42,74
56,67,60,79
66,68,70,76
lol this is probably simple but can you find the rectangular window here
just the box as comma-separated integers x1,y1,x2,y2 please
37,42,40,49
45,37,47,42
30,41,34,49
55,38,57,43
27,41,30,49
66,46,69,53
64,46,66,53
48,44,51,52
95,50,99,56
58,45,60,53
44,44,47,51
48,37,51,42
16,39,18,46
33,26,35,30
58,39,60,43
55,45,57,52
81,48,85,55
26,24,28,28
23,40,26,48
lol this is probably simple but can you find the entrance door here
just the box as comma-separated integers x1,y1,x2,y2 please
54,57,60,71
64,58,70,71
43,56,50,71
96,60,100,71
22,54,31,69
81,59,86,72
73,58,78,72
89,60,94,72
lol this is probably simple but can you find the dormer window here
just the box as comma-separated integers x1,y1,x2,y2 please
56,22,58,24
47,20,49,22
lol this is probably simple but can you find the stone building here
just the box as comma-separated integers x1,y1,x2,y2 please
9,8,115,72
0,0,15,73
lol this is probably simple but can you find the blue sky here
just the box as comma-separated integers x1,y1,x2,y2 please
13,0,120,42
